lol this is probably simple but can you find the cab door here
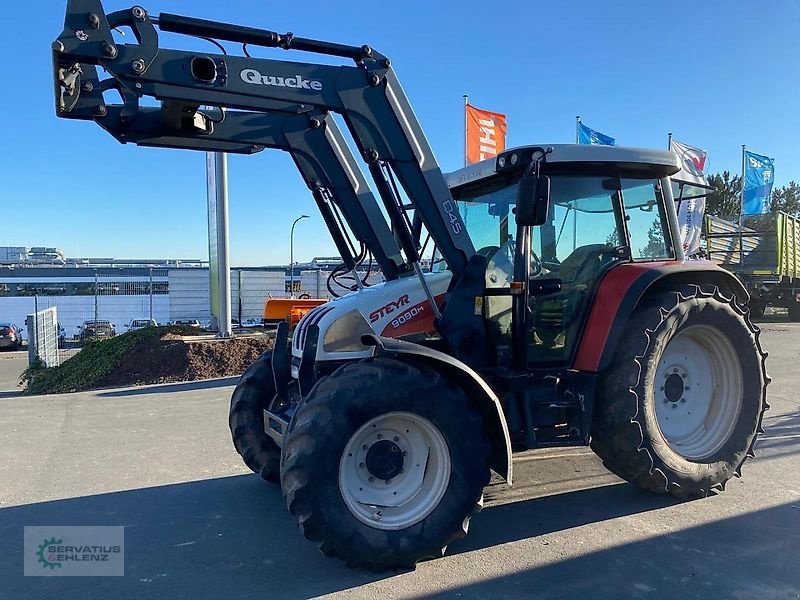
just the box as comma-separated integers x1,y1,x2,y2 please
527,176,672,365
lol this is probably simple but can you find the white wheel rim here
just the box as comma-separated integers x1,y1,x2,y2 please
654,325,743,460
339,411,451,531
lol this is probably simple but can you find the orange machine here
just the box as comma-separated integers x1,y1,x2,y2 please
263,297,327,327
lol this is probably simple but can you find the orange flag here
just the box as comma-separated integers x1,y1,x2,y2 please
466,104,507,165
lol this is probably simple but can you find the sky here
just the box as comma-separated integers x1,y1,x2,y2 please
2,1,799,265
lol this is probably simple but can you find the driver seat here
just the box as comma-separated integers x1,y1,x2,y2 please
529,244,615,358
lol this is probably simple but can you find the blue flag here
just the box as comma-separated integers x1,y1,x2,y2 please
743,150,775,215
577,121,615,146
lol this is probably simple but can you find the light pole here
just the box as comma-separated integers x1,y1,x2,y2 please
289,214,309,298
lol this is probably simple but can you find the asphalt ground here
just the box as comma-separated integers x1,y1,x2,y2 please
1,323,798,599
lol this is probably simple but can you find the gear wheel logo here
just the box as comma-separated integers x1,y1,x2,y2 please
36,538,63,569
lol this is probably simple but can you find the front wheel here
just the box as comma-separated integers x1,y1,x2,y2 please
281,358,491,571
229,352,282,484
591,284,769,499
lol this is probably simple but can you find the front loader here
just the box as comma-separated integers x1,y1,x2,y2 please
52,1,770,571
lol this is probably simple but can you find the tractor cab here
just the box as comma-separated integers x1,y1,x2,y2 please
446,144,682,367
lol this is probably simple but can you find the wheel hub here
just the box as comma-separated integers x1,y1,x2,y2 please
339,412,451,531
654,325,743,460
365,439,404,481
663,371,686,404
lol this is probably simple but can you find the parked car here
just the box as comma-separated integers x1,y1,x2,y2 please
126,319,158,331
79,320,117,344
173,319,202,328
0,323,23,350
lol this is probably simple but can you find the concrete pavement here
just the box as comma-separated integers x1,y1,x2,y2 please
1,324,798,599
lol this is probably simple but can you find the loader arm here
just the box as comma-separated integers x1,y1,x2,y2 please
71,62,405,280
52,0,475,276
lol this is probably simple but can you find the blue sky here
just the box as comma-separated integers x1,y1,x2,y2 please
3,0,799,265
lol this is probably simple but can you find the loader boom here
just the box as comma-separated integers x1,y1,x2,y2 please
72,61,405,279
53,0,475,276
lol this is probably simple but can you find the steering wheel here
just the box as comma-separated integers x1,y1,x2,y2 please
476,245,500,259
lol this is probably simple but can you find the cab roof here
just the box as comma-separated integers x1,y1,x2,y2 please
445,144,682,189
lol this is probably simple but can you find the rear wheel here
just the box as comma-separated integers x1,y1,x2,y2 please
591,284,769,499
229,352,282,484
281,357,491,570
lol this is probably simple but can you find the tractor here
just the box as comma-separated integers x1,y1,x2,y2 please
52,1,769,571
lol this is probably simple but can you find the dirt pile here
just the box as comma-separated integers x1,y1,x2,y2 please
100,335,273,388
23,326,273,395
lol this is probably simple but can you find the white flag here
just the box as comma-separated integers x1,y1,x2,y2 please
670,139,708,187
676,195,706,257
670,138,710,257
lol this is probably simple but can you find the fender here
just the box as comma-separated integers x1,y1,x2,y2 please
362,334,513,485
574,260,748,373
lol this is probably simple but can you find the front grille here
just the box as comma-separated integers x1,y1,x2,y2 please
294,305,334,351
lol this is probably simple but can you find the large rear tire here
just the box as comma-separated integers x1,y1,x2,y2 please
229,352,282,484
591,284,769,499
281,357,491,571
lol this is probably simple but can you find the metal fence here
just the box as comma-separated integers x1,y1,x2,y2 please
1,265,386,367
26,306,59,367
26,270,170,344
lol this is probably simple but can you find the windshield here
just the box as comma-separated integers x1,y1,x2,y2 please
453,174,672,263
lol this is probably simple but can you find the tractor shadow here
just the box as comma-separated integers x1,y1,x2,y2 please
430,500,800,599
1,473,681,600
756,408,800,461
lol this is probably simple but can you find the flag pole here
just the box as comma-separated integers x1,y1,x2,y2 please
575,115,580,144
739,144,746,266
463,95,469,167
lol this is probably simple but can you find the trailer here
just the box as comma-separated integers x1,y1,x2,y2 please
704,212,800,319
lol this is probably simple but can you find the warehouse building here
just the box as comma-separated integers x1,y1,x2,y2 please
0,247,383,339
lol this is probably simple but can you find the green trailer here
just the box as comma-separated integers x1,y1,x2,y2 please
704,211,800,319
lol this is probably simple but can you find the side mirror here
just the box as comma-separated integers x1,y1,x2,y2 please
515,173,551,226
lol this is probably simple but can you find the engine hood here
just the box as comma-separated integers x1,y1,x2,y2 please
292,271,453,361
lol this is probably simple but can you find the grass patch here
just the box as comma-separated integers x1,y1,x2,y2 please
22,325,203,395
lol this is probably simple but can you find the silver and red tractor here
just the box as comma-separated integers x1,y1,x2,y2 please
53,1,769,571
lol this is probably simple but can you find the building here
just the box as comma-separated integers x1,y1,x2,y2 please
0,247,383,337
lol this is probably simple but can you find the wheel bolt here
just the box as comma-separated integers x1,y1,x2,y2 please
368,476,374,482
359,462,365,468
671,404,677,409
363,444,368,450
377,434,383,439
393,436,399,442
663,399,669,404
385,479,391,484
403,451,408,457
680,398,686,403
660,386,665,391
